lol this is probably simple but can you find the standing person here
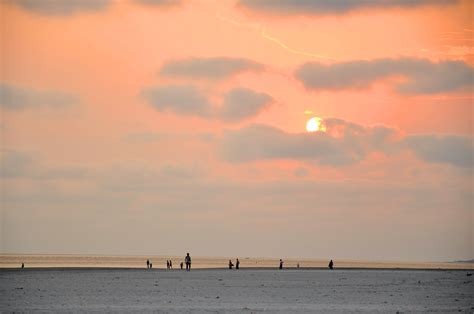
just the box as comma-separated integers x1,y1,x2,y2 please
166,260,170,269
236,258,240,270
279,259,283,269
297,263,300,269
146,259,150,269
150,263,153,269
328,259,334,270
180,262,183,270
228,259,234,269
185,253,191,271
21,263,24,269
170,260,172,269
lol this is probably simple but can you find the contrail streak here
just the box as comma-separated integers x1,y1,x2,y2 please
216,12,336,60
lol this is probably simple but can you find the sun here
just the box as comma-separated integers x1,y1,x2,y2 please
306,117,326,132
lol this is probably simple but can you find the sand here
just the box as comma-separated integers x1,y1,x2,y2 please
1,268,472,312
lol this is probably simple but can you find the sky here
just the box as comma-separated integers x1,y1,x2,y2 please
0,0,473,262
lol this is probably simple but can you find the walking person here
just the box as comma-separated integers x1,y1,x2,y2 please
328,259,334,270
185,253,192,271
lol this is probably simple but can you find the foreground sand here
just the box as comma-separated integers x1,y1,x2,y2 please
1,269,472,312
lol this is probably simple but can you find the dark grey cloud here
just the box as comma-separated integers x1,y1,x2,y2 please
135,0,181,6
295,58,473,94
219,119,473,167
403,135,473,168
9,0,110,15
0,83,79,110
141,85,212,117
219,120,396,166
142,85,273,121
238,0,457,15
219,88,273,121
160,57,264,80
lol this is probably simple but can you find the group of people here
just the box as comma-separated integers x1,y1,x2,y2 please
145,254,334,271
279,259,334,269
146,259,153,269
228,258,240,269
145,253,192,271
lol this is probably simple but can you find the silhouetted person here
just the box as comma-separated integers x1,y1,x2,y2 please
297,263,300,269
170,260,172,269
279,259,283,269
229,259,234,269
185,253,191,271
180,262,183,270
328,259,334,270
236,258,240,269
21,263,24,269
150,263,153,269
147,259,150,269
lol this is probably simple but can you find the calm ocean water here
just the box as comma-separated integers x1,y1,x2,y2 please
1,254,472,269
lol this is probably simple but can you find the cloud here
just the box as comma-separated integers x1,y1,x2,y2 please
141,85,212,117
0,150,88,179
0,83,79,110
160,57,264,80
237,0,457,15
0,150,35,178
9,0,110,15
142,85,273,121
293,167,309,177
219,121,396,166
403,135,473,168
219,88,273,121
135,0,181,6
295,58,473,94
218,119,473,168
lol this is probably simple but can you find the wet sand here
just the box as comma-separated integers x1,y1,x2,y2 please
1,268,472,312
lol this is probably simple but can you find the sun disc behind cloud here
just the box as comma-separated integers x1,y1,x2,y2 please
306,117,326,132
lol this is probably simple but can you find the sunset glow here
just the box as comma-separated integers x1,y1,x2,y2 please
0,0,472,263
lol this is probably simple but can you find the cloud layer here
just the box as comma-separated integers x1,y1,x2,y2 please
135,0,181,6
295,58,473,94
160,57,264,80
219,119,473,167
142,85,273,121
9,0,110,15
0,83,79,110
402,135,473,168
238,0,457,15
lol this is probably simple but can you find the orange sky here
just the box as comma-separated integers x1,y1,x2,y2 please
1,0,473,262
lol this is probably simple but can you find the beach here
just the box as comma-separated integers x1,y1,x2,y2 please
1,254,473,269
1,268,472,312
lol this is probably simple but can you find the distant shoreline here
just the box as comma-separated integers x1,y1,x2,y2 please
1,267,473,271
